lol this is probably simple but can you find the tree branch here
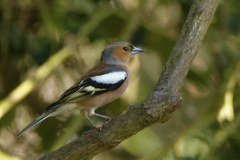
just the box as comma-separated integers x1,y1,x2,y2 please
39,0,221,159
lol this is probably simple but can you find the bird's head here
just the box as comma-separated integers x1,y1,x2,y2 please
100,42,144,64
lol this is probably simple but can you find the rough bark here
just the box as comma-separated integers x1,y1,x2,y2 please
39,0,221,159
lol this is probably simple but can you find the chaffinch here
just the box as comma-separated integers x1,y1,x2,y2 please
17,42,144,137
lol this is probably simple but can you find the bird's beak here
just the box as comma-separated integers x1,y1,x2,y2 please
131,46,144,55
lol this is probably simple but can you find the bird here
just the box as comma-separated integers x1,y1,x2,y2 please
17,42,144,137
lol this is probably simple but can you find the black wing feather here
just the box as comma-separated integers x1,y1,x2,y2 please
45,66,127,110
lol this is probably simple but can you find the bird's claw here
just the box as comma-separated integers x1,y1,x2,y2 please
82,130,92,136
99,118,114,131
82,127,97,136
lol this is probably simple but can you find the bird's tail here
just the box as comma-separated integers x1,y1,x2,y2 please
16,110,54,138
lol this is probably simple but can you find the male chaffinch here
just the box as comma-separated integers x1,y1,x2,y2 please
17,42,144,137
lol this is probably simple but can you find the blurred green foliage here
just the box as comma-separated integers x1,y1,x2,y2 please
0,0,240,160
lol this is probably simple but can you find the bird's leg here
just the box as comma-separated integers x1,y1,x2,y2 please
80,110,97,128
126,103,133,109
81,110,113,132
93,113,112,119
93,113,114,131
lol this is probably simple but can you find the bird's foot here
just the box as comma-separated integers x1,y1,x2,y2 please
99,118,114,131
82,126,97,136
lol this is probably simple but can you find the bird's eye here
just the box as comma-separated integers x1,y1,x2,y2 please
123,46,129,51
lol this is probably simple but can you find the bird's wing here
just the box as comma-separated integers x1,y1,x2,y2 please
45,66,128,111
